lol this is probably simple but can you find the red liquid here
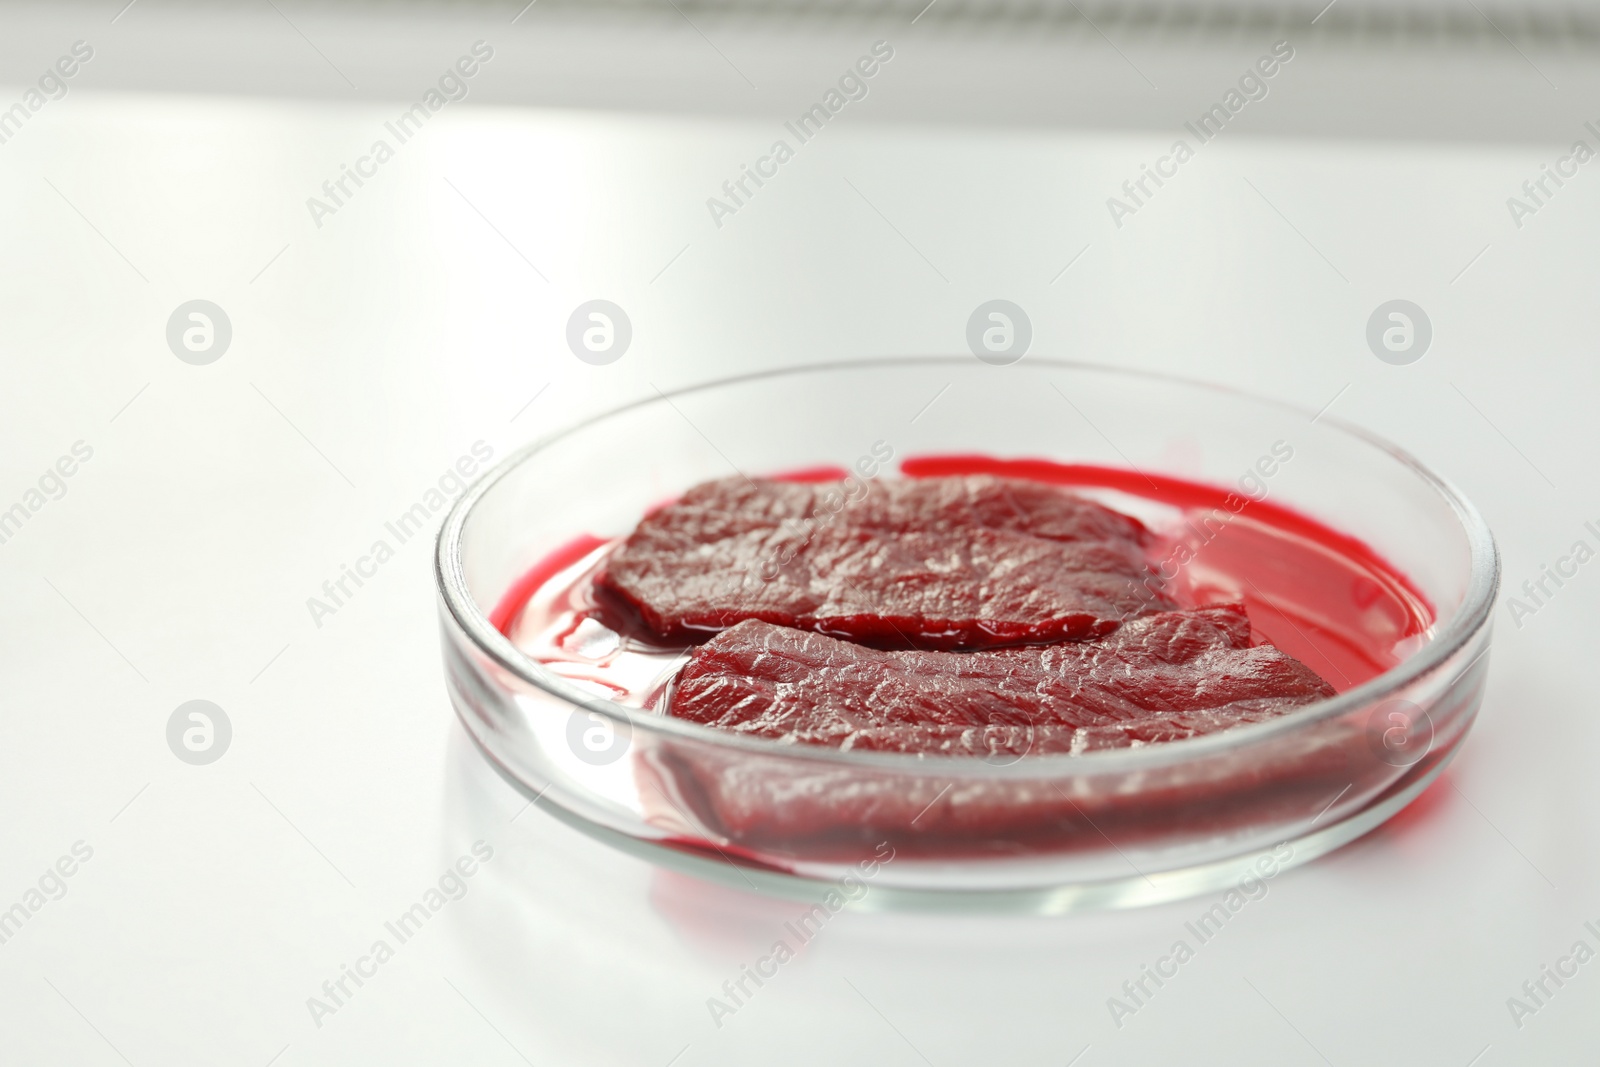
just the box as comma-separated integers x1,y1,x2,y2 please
898,454,1432,689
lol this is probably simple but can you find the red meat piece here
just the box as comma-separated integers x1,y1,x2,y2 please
598,475,1171,649
668,605,1336,756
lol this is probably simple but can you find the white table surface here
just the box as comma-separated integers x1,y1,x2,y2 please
2,4,1598,1065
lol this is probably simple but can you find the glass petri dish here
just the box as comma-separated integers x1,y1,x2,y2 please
435,358,1497,912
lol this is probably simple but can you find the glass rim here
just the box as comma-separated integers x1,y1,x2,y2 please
435,356,1500,779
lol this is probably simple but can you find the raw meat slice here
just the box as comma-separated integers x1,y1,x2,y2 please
597,475,1172,648
668,605,1336,755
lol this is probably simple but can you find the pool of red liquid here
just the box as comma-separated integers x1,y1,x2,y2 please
897,455,1433,690
487,456,1438,864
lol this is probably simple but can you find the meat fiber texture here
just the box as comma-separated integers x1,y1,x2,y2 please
645,606,1345,855
598,475,1173,649
670,606,1336,757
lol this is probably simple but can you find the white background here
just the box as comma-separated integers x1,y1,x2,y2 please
1,2,1598,1064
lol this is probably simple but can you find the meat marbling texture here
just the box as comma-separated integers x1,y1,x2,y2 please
669,606,1337,755
598,475,1172,649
